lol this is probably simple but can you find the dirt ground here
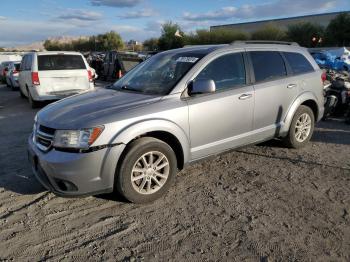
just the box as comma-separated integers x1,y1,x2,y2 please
0,83,349,261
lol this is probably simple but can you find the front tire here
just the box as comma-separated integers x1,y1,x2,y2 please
283,105,315,149
116,137,177,203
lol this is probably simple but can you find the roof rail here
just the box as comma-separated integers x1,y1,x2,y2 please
232,40,299,46
183,44,228,48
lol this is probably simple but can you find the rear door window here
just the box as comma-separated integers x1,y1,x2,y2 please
195,53,246,91
38,55,86,71
250,51,287,82
20,56,26,71
25,55,32,71
283,52,314,75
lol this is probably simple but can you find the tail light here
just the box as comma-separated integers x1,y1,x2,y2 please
117,70,123,79
88,70,93,82
321,72,327,83
32,72,40,85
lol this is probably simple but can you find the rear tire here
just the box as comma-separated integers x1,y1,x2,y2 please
28,89,39,109
10,80,16,91
283,105,315,149
19,87,26,98
116,137,177,204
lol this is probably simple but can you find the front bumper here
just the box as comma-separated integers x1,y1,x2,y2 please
28,134,125,197
30,88,94,101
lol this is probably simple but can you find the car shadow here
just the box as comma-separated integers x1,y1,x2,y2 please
0,171,46,195
95,192,129,203
259,117,350,147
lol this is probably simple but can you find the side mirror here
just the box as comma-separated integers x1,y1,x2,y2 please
188,79,216,96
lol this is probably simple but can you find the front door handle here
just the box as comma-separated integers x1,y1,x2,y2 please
239,94,253,100
287,84,297,89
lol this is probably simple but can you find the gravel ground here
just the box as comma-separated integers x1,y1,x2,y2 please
0,83,349,261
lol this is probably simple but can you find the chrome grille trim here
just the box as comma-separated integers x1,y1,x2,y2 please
34,125,55,152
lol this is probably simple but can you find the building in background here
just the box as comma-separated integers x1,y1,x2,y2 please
211,11,350,33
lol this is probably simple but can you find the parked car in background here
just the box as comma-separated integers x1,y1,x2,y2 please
101,51,143,81
0,54,22,64
28,41,324,203
19,51,94,108
0,61,11,83
0,54,23,83
5,61,21,90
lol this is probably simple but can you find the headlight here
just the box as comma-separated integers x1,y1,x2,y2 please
53,126,104,149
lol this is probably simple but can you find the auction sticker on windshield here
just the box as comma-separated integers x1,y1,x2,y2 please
176,57,199,63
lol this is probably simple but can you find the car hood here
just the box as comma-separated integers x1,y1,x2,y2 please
37,88,162,129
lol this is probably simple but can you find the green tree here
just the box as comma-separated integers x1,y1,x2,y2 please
44,40,64,51
286,22,325,47
251,24,287,41
0,47,5,52
325,13,350,46
95,31,124,51
143,38,159,51
185,29,248,45
44,32,124,52
158,22,184,50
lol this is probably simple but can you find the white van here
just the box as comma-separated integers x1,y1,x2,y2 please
19,52,94,108
0,54,22,64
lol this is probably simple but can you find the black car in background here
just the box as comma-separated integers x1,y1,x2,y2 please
100,51,143,81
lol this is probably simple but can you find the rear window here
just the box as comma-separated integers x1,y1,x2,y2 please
284,52,314,75
250,51,287,83
14,63,21,71
38,55,86,71
122,59,141,72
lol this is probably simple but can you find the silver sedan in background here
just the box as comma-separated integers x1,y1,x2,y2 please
6,61,21,90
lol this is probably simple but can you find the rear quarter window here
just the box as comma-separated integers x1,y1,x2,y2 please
25,55,33,71
250,51,287,83
20,57,26,71
283,52,314,75
38,55,86,71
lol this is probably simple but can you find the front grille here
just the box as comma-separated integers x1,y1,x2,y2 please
39,125,55,135
35,125,55,152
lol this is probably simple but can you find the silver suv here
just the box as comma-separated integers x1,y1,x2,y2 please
28,41,324,203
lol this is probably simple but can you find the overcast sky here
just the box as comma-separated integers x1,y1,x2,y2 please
0,0,349,47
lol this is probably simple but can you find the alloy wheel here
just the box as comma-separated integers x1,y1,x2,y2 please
294,113,312,143
130,151,170,195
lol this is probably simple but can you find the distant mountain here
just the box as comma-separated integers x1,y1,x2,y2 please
5,36,89,51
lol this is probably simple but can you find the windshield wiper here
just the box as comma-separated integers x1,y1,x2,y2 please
120,85,142,93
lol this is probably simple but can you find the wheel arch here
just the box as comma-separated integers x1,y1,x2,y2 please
111,119,190,171
280,92,320,136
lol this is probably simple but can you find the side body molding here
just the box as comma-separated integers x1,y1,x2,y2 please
109,119,191,164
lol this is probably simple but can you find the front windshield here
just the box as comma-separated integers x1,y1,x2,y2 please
111,51,205,95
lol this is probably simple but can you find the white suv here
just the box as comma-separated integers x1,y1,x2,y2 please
28,42,325,203
19,51,94,108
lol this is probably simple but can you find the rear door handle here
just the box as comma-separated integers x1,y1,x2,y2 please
239,94,253,100
287,84,297,89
